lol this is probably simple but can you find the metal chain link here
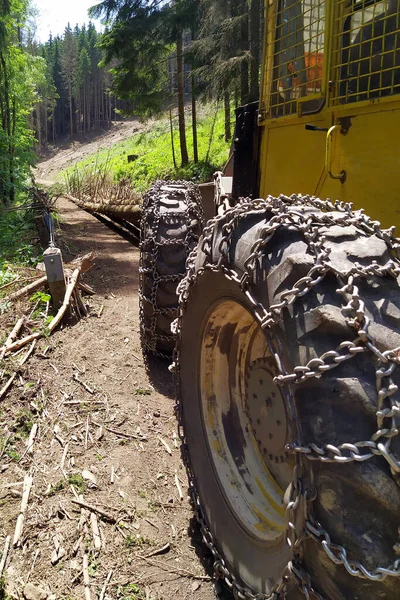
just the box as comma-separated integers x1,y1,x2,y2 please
139,180,205,357
173,193,400,599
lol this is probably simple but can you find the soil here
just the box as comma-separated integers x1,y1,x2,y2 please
0,194,222,599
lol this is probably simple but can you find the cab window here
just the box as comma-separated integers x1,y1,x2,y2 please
270,0,325,117
335,0,400,103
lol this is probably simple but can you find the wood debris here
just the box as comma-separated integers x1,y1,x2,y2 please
83,553,92,600
73,372,94,394
0,316,26,359
145,542,170,558
71,499,116,523
0,535,10,576
13,474,33,547
26,423,38,456
19,340,37,366
90,512,102,551
0,373,16,402
174,474,183,501
159,437,172,456
99,570,113,600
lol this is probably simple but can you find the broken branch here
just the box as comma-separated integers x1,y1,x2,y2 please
13,474,33,547
71,499,116,523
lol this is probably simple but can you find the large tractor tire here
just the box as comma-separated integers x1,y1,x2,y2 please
174,195,400,599
139,181,205,356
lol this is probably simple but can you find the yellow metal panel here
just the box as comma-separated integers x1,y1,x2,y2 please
321,104,400,230
259,115,330,198
259,0,400,230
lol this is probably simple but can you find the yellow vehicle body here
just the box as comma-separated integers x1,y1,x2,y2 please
259,0,400,230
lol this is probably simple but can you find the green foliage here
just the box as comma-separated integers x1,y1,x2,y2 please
29,290,51,319
68,473,86,494
63,103,230,194
0,1,47,204
0,200,42,269
88,560,99,577
117,583,144,600
14,409,34,438
91,1,170,117
30,290,51,304
47,479,65,496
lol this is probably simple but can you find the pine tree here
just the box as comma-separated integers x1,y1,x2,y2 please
61,25,78,136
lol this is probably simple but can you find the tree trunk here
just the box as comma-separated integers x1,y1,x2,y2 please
224,89,231,141
169,108,177,169
36,103,42,148
69,85,73,136
240,2,249,105
44,101,48,145
176,31,189,167
249,0,261,102
191,73,198,164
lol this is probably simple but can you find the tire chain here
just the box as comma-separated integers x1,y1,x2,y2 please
139,180,205,358
172,193,400,599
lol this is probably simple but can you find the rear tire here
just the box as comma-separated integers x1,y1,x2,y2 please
139,181,205,356
175,195,400,599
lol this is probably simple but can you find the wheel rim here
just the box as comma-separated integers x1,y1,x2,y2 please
200,299,295,543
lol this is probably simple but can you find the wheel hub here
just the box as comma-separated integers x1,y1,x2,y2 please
245,359,292,492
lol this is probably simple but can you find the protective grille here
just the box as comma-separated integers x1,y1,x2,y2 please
332,1,400,104
270,0,326,118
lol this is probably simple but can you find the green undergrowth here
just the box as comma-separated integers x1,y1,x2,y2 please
63,103,232,195
0,197,43,300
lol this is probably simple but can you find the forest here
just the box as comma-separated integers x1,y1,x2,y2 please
0,0,264,206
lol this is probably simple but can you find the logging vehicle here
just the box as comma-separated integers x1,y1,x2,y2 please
139,1,400,598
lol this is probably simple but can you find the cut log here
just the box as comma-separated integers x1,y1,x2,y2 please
5,276,47,302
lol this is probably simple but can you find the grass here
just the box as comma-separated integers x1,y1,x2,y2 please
117,583,144,600
0,193,44,314
0,199,42,270
68,473,86,494
63,102,232,196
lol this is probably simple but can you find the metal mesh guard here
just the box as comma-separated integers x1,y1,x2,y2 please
270,0,326,118
333,0,400,104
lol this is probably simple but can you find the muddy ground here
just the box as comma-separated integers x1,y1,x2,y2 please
0,195,222,600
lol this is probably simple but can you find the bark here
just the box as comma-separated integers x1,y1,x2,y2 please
191,73,198,164
240,5,249,105
169,108,177,169
224,89,231,141
249,0,261,102
176,30,189,167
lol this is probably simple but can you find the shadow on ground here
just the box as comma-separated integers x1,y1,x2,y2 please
143,352,175,399
188,516,234,600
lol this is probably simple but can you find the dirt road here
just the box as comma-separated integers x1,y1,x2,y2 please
0,197,219,600
33,120,149,183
